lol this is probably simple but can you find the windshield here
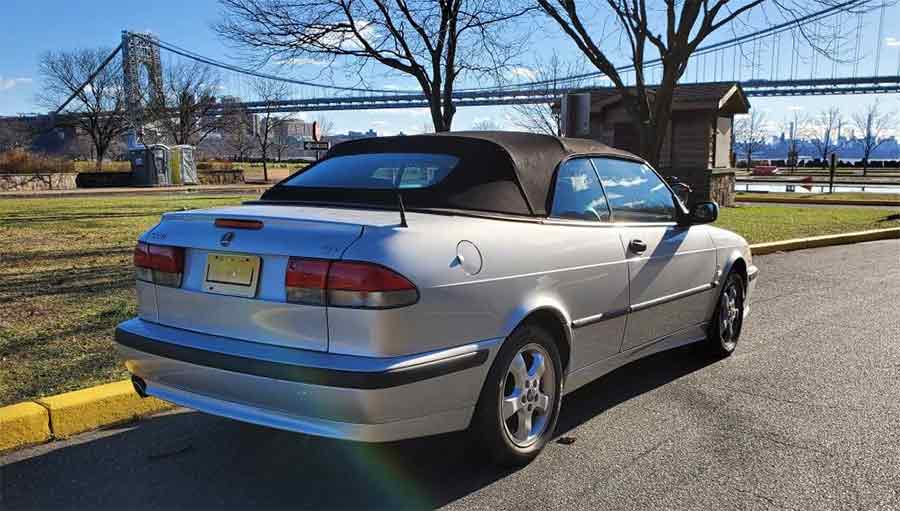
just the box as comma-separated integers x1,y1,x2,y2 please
282,153,460,189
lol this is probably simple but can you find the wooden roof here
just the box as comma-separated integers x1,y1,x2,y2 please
580,83,751,115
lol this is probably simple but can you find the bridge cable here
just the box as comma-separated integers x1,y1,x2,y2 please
874,1,885,75
53,44,123,115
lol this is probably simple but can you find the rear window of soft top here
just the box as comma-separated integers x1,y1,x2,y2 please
282,153,460,189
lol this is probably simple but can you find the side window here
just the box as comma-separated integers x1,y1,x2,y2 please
550,159,610,222
591,158,677,222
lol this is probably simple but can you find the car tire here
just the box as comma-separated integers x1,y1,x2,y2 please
471,322,563,467
706,270,746,358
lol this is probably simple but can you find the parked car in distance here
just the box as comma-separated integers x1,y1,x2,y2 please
751,165,781,176
116,132,758,466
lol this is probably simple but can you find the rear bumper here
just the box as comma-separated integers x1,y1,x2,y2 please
115,318,500,442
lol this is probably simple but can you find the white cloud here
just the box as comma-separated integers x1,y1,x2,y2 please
0,77,32,92
507,66,537,81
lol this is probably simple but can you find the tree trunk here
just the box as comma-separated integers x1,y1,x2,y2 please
94,139,107,172
862,156,868,176
263,157,268,181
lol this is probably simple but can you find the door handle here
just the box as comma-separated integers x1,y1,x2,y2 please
629,239,647,254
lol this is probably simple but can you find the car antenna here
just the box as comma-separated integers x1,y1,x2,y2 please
394,189,408,228
393,171,408,228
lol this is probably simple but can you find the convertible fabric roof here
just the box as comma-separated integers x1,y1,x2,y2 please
263,131,643,216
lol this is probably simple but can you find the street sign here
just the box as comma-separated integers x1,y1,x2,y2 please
304,140,329,151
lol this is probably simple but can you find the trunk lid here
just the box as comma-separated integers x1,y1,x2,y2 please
143,204,401,352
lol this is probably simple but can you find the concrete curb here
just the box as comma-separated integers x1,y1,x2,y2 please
0,380,174,453
3,228,899,454
0,402,52,452
750,227,900,255
737,195,900,207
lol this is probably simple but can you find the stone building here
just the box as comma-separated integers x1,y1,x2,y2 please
562,83,749,206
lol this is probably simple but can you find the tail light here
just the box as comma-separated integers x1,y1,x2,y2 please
134,242,185,287
285,257,418,309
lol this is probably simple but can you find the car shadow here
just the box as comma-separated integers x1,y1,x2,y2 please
1,344,716,510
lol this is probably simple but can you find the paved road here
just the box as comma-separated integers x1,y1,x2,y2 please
2,240,899,510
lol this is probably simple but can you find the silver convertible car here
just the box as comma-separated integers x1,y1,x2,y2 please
116,132,757,465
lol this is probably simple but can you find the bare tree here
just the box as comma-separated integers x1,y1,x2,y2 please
537,0,858,167
251,79,289,181
511,53,585,135
216,0,532,132
148,61,223,146
37,48,129,170
851,101,894,175
808,107,842,168
734,110,768,170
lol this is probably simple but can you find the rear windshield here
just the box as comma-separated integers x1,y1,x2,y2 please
282,153,460,189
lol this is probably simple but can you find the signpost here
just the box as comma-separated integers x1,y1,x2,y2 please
306,120,329,160
303,141,330,151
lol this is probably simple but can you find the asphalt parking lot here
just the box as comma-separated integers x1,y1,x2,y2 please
2,239,899,510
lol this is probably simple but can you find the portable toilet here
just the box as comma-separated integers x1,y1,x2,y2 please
129,147,151,185
148,144,171,186
172,145,198,185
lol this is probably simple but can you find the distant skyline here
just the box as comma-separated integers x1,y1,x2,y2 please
2,0,900,134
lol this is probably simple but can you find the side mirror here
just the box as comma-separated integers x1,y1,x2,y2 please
671,182,692,206
689,201,719,224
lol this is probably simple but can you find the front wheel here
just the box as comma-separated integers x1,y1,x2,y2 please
471,323,563,467
706,271,745,357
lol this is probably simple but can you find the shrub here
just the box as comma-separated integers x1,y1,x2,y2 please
0,149,75,174
197,160,234,171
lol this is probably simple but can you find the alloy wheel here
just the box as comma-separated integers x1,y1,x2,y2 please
719,276,744,351
499,343,556,448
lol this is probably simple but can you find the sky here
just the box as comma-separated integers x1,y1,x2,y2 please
2,0,900,136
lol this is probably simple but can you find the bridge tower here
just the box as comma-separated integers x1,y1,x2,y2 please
121,31,163,145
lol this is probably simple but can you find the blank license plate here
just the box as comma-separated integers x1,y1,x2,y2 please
204,253,261,298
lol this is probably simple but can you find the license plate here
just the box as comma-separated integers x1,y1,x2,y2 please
204,253,261,298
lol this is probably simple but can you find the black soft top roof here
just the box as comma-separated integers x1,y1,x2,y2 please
262,131,644,216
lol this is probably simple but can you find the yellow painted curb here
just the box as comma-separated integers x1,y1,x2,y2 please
751,228,900,255
737,195,900,207
0,402,51,452
35,380,175,439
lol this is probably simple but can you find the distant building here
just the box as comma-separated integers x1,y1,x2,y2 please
274,119,316,143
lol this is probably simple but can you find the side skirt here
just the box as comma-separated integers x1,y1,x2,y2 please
563,321,708,395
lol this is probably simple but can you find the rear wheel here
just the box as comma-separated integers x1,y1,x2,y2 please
471,323,563,467
706,271,745,357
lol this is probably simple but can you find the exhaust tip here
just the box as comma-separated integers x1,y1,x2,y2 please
131,375,148,398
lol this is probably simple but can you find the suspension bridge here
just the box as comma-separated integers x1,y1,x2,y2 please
46,0,900,123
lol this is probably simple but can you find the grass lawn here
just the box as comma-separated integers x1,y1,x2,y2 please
716,205,900,244
0,196,898,405
0,194,248,405
232,162,305,183
736,192,900,203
